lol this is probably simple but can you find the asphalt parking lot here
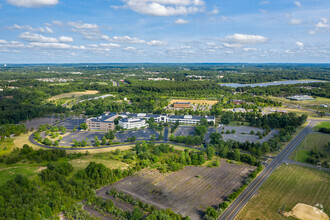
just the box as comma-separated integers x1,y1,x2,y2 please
57,118,86,130
59,131,105,146
173,126,196,136
173,125,279,144
116,128,159,142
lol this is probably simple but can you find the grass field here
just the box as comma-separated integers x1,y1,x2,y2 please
0,164,44,186
315,122,330,131
47,90,99,101
69,156,129,170
237,164,330,220
169,99,218,105
289,133,330,163
268,96,330,106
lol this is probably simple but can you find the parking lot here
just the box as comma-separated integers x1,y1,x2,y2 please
116,128,159,142
173,126,196,136
57,118,86,130
59,131,105,146
173,125,279,144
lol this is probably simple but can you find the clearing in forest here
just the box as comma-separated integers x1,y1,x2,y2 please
169,99,218,106
47,90,99,101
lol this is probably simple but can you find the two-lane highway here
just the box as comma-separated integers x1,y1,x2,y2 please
218,120,317,220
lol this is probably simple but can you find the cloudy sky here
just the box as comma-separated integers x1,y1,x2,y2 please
0,0,330,63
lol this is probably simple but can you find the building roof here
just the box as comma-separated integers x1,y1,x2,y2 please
87,112,117,123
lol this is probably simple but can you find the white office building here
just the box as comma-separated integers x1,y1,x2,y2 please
118,117,147,129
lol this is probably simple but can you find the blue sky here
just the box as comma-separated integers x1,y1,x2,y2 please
0,0,329,63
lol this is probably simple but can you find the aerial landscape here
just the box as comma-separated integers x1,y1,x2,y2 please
0,0,329,220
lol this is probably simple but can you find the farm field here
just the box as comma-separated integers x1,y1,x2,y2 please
236,164,330,220
289,133,330,163
47,90,99,101
169,99,218,105
101,159,254,219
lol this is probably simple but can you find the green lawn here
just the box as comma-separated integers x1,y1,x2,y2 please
0,164,43,186
290,133,330,163
237,165,330,220
315,122,330,131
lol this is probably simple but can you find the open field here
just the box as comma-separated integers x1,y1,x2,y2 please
69,156,129,171
280,107,330,119
315,121,330,131
236,164,330,220
14,132,40,149
289,133,330,163
0,164,43,186
100,160,254,219
47,90,99,101
169,99,218,105
67,145,134,154
268,96,330,106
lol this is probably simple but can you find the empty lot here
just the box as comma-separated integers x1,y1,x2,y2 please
101,160,254,219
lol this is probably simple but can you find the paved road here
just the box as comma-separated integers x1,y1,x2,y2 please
218,120,319,220
29,132,201,151
163,127,169,142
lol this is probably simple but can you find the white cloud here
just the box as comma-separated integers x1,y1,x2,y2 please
6,0,58,7
115,0,205,16
294,1,302,7
296,41,304,48
174,18,189,24
43,26,54,33
315,18,330,29
259,9,267,14
19,32,74,44
123,47,137,51
147,40,167,46
112,36,146,44
225,33,267,44
19,32,58,43
29,42,72,49
0,39,8,44
243,48,257,52
206,42,217,46
59,36,73,42
289,18,302,25
210,8,218,15
9,24,54,33
223,42,242,48
9,24,33,31
67,21,98,30
52,20,63,26
99,43,120,48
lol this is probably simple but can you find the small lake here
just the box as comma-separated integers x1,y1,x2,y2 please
219,80,326,88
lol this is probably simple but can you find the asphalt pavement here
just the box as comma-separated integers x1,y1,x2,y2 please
218,120,320,220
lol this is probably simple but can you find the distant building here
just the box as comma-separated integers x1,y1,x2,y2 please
286,95,314,101
147,78,170,81
232,108,246,113
320,104,328,108
86,113,119,131
119,117,147,129
173,102,191,108
231,100,245,105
